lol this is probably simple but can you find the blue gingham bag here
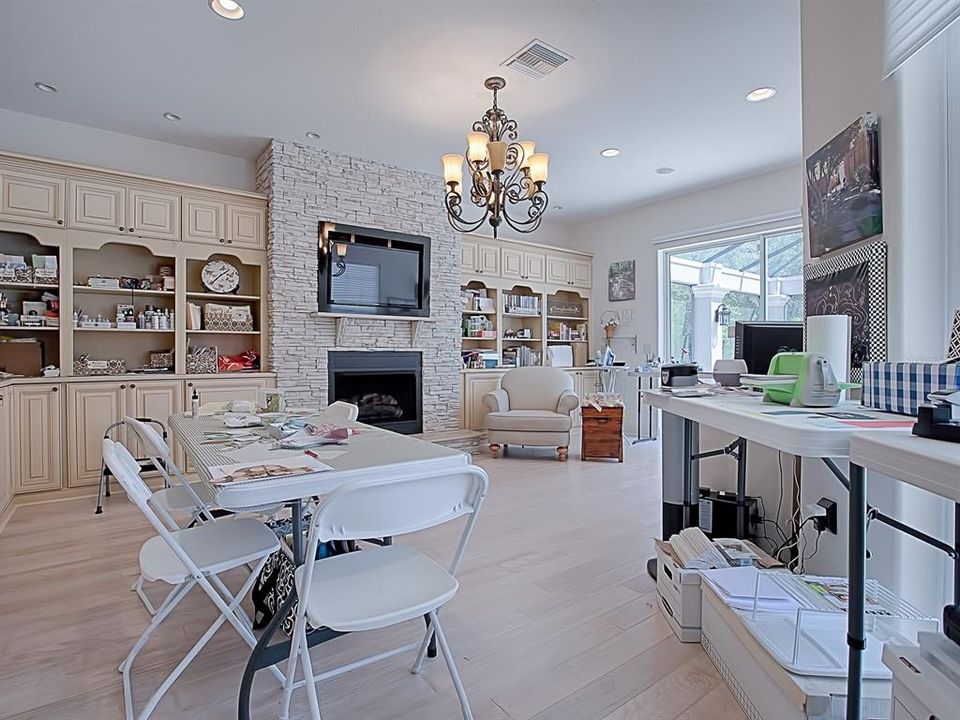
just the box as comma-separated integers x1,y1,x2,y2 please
861,362,960,415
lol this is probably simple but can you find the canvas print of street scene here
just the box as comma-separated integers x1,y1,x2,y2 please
806,112,882,258
608,260,636,302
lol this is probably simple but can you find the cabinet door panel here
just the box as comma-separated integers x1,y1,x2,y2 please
0,170,65,227
128,187,180,240
69,179,126,232
68,382,125,487
14,385,63,493
0,390,12,514
571,258,592,289
460,239,479,274
546,255,569,285
128,380,183,464
524,251,546,283
185,378,270,407
226,203,264,249
465,375,503,431
478,243,500,275
501,247,523,280
183,196,225,245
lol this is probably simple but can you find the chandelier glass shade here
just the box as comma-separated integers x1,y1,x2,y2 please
441,77,549,238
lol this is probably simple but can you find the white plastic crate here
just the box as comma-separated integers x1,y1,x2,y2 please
655,541,703,642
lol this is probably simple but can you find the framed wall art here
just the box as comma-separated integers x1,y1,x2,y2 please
608,260,636,302
805,112,882,258
803,241,886,382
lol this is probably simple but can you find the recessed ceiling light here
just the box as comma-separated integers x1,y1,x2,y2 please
600,147,621,158
655,167,675,175
209,0,244,20
745,87,777,102
305,131,321,140
553,205,563,210
162,112,181,122
34,82,57,93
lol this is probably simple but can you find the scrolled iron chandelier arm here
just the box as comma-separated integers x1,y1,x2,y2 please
441,76,549,238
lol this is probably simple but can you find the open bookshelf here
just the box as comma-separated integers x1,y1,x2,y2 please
460,281,498,369
501,285,543,367
0,230,62,377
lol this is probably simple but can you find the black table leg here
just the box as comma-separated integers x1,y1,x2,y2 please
846,463,867,720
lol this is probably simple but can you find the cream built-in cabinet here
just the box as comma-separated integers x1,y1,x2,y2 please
0,169,65,227
13,384,64,493
501,246,546,283
183,196,265,249
571,258,592,289
545,253,592,289
0,388,13,517
460,237,500,276
127,186,181,241
185,377,271,406
69,178,126,233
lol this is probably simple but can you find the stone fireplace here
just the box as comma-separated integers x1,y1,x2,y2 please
256,140,461,432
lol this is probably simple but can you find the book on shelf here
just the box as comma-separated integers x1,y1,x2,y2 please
503,293,541,315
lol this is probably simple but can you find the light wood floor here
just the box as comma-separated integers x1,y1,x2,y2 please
0,436,746,720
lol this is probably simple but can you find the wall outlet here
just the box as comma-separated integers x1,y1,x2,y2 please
815,497,837,534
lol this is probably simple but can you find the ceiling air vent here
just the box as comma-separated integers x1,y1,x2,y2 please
501,39,572,79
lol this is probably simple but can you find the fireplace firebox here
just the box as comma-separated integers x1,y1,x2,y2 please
327,351,422,434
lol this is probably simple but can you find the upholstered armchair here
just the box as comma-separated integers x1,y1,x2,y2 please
482,366,579,460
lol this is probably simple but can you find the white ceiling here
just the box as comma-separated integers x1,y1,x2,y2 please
0,0,801,222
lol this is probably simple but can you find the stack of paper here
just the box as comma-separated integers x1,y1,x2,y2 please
208,456,332,485
700,567,799,612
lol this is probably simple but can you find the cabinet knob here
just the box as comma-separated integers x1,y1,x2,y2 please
219,238,225,243
57,219,64,225
119,226,125,231
226,239,233,244
120,384,126,389
129,383,136,388
51,386,58,392
128,227,135,233
187,382,193,387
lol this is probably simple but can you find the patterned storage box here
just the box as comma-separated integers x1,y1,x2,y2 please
73,358,127,376
149,350,174,369
32,268,59,286
186,346,218,374
861,362,960,416
203,303,254,332
0,267,33,284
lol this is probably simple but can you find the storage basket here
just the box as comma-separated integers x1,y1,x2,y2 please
186,346,218,374
203,303,254,332
73,358,127,376
149,350,174,369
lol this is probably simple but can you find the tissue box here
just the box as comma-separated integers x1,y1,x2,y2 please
861,361,960,416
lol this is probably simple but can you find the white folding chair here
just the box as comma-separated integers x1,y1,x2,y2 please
102,439,286,720
321,400,359,422
279,466,489,720
123,416,226,614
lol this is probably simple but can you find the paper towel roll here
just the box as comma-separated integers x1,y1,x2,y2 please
807,314,851,382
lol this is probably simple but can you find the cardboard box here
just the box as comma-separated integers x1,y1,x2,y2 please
0,340,44,376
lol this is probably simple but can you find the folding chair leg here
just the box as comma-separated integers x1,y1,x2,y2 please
132,576,159,616
411,617,434,675
95,464,106,515
208,574,253,630
429,610,474,720
299,627,323,720
280,612,310,720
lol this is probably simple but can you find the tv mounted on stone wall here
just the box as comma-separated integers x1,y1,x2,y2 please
318,221,431,318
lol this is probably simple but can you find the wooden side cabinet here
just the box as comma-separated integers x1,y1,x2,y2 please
580,405,623,462
13,384,64,493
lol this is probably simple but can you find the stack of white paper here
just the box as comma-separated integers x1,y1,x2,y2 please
700,567,799,612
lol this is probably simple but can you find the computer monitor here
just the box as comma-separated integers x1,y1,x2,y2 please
734,321,804,374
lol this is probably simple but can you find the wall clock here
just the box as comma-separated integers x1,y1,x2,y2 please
201,259,240,294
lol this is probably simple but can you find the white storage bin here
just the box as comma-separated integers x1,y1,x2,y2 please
655,541,703,642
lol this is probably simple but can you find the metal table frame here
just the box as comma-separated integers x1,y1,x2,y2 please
844,461,960,719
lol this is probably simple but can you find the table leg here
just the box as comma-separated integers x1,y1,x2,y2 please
632,376,656,444
846,463,867,720
955,503,960,606
736,438,747,539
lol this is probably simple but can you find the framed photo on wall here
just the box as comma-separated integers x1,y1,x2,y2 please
608,260,636,302
805,112,883,258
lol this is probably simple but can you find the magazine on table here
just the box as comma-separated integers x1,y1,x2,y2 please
281,421,358,449
208,456,332,485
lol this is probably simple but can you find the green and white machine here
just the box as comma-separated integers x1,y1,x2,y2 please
747,352,858,407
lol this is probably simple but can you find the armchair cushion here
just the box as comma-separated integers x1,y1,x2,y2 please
485,410,572,433
556,389,579,415
482,388,509,413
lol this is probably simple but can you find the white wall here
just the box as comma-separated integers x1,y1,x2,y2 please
559,164,802,367
0,108,255,191
799,0,953,616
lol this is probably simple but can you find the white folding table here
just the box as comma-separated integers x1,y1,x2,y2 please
168,411,470,720
847,431,960,719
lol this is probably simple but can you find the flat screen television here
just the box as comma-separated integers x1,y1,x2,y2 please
734,321,804,374
317,222,430,318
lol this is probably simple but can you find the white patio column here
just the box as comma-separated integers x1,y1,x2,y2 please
691,268,727,368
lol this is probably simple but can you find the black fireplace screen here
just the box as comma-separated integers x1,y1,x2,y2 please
327,352,422,434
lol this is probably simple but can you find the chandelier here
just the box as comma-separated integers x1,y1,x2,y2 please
441,76,549,238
